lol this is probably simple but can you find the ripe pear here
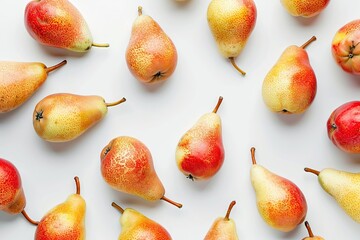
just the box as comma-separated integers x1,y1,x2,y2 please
101,136,182,208
112,202,172,240
0,158,38,225
207,0,257,75
33,93,126,142
262,36,317,114
204,201,239,240
35,176,86,239
302,221,324,240
250,147,308,232
280,0,330,18
0,60,66,113
176,96,225,181
25,0,109,52
305,167,360,223
126,6,177,84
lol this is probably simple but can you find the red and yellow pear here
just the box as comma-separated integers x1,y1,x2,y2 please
302,221,324,240
280,0,330,18
176,96,224,181
262,36,317,114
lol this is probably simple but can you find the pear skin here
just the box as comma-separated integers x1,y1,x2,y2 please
101,136,182,208
262,36,317,114
250,148,307,232
35,177,86,240
126,6,177,84
176,97,224,181
204,201,239,240
302,221,324,240
280,0,330,17
25,0,109,52
305,167,360,223
112,202,172,240
0,60,66,113
33,93,126,142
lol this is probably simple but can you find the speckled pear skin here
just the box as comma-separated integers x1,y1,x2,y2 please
101,136,166,201
33,93,108,142
118,208,172,240
262,44,317,114
280,0,330,17
0,158,26,215
126,7,177,84
207,0,257,58
25,0,93,52
332,20,360,75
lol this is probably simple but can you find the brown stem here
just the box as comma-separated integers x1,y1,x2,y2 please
74,176,81,195
250,147,257,165
161,196,183,208
212,96,223,113
300,36,317,49
92,43,110,48
111,202,124,214
45,60,67,74
138,6,142,15
106,97,126,107
305,221,314,237
304,167,320,176
21,210,39,226
229,57,246,76
224,201,236,220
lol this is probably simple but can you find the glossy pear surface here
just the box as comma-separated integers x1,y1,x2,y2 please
262,37,317,114
280,0,330,17
126,7,177,84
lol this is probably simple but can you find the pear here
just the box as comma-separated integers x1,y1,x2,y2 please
204,201,239,240
207,0,257,75
302,221,324,240
262,36,317,114
35,176,86,239
176,96,224,181
25,0,109,52
126,6,177,84
0,158,38,225
280,0,330,18
101,136,182,208
0,60,66,113
112,202,172,240
250,147,308,232
33,93,126,142
305,167,360,223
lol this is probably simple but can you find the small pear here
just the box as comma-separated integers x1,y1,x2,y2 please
33,93,126,142
302,221,324,240
126,6,177,84
176,96,225,181
250,147,307,232
207,0,257,75
35,177,86,239
305,167,360,223
262,36,317,114
204,201,239,240
101,136,182,208
0,60,66,113
25,0,109,52
280,0,330,18
112,202,172,240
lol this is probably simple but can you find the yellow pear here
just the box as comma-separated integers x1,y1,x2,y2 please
33,93,126,142
302,221,324,240
280,0,330,18
0,60,66,113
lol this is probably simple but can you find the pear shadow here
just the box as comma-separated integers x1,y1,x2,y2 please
0,212,18,224
136,78,170,93
282,224,303,238
342,71,360,87
0,106,25,123
173,0,193,7
274,112,306,126
292,14,321,27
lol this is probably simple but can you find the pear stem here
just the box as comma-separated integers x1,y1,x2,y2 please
105,97,126,107
92,43,110,48
21,210,39,226
304,167,320,176
45,60,67,74
138,6,142,16
229,57,246,76
212,96,223,113
161,196,183,208
250,147,257,165
305,221,314,237
224,201,236,221
300,36,317,49
74,176,81,195
111,202,124,214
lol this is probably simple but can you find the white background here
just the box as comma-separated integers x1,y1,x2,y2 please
0,0,360,239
